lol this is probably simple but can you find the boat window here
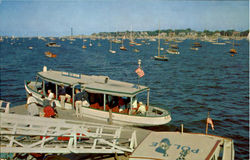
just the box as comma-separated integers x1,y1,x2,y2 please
65,86,72,97
89,93,104,106
35,76,43,92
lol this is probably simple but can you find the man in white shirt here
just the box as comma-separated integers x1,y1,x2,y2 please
47,90,54,100
26,93,39,116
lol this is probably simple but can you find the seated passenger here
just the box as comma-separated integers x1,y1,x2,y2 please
47,90,54,100
132,97,138,110
118,97,126,112
137,102,146,115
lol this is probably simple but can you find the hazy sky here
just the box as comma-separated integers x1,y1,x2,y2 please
0,0,249,36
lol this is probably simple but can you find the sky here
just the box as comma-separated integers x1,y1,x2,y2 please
0,0,249,37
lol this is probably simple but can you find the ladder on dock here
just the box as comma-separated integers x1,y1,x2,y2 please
0,113,137,154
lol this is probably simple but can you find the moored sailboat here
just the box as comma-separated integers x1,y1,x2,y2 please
109,39,116,54
154,24,168,61
120,35,128,51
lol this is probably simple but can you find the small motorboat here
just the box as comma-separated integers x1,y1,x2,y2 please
46,42,61,47
166,49,180,54
120,46,128,51
190,47,199,51
109,50,116,54
229,49,237,54
133,49,140,53
44,51,57,58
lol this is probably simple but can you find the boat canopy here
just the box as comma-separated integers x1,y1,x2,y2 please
37,70,149,97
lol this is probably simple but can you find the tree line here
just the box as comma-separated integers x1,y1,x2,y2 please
95,28,249,37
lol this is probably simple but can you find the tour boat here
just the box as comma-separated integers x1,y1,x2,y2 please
24,66,171,126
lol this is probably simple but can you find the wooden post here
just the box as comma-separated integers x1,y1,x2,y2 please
181,124,183,134
109,109,112,125
147,89,150,107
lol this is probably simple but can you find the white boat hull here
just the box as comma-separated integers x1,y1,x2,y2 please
82,106,171,126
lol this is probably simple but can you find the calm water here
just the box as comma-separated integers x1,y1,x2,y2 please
0,37,249,159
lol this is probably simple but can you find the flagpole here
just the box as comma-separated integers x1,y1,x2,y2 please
137,59,141,89
206,112,210,135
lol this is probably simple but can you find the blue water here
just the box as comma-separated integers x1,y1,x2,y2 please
0,37,249,159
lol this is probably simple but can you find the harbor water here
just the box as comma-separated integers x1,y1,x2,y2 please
0,37,249,159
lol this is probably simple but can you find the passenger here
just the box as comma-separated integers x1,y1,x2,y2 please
58,84,70,109
137,102,146,115
26,93,39,116
118,97,126,112
75,87,89,117
65,86,72,102
132,97,138,110
47,90,54,100
42,93,58,118
43,101,57,118
41,95,50,107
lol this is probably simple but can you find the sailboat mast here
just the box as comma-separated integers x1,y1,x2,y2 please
110,34,112,50
130,25,133,42
158,23,160,57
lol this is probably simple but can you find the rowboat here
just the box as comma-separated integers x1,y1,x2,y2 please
24,66,171,126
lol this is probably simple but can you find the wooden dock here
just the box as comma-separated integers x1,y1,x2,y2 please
8,104,151,160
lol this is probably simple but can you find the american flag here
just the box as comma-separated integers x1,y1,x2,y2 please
206,117,214,130
135,67,144,78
